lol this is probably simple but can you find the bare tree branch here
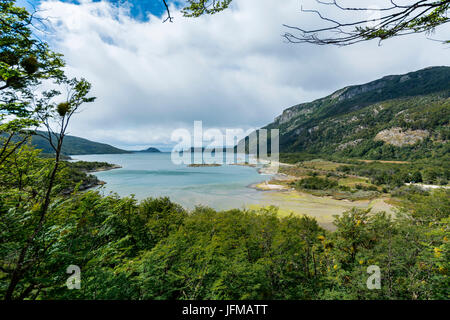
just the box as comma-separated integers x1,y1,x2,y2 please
162,0,173,22
283,0,450,46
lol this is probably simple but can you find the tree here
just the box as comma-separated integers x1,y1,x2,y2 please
0,1,98,301
181,0,233,17
0,0,64,90
3,77,95,300
33,77,95,219
283,0,450,46
161,0,231,21
165,0,449,46
0,0,65,166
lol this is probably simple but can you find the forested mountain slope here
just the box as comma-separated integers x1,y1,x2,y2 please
264,66,450,160
29,132,130,155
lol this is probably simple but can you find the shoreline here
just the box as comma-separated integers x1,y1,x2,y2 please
87,164,122,173
247,161,396,230
249,161,297,191
83,164,122,190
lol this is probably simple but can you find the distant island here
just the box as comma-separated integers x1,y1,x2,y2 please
135,147,161,153
188,163,222,167
181,147,235,153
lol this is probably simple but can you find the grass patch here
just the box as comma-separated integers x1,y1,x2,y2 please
338,176,370,187
300,159,346,171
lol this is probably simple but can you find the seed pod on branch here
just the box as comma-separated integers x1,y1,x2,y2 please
57,102,71,117
20,56,39,74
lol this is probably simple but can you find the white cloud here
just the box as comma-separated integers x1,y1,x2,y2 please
39,0,450,149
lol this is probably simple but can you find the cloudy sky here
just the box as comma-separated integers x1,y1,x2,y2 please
21,0,450,150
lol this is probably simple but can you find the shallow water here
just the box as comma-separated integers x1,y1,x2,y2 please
71,152,270,210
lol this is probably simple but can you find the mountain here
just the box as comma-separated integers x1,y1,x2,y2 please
29,132,131,155
259,66,450,160
136,147,161,153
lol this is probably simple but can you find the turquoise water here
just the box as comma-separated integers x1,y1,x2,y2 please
71,153,271,210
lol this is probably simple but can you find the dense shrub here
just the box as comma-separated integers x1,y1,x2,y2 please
293,177,339,190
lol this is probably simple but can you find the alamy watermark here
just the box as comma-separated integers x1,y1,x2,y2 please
366,265,381,290
170,121,280,171
66,265,81,290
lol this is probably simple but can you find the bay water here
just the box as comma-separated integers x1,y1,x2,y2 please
71,152,271,210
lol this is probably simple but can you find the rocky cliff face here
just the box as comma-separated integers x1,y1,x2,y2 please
335,80,387,101
271,67,447,127
275,104,313,125
374,128,429,147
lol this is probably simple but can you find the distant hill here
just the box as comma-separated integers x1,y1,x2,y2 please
135,147,161,153
29,132,131,155
244,66,450,161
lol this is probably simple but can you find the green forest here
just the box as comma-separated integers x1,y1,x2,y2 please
1,0,449,301
267,73,450,161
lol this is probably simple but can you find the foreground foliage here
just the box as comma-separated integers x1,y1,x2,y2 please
0,148,448,300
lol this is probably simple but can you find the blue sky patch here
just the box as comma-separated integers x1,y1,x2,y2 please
18,0,182,21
